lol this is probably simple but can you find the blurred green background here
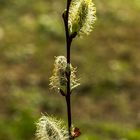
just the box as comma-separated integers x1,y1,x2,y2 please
0,0,140,140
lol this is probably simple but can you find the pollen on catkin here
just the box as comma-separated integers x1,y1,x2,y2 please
49,56,80,94
68,0,96,37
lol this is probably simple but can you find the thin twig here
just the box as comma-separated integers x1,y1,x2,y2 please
62,0,74,139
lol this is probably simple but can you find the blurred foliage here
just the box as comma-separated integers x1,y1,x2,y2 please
0,0,140,140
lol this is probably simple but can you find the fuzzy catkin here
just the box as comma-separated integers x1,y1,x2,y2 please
36,115,68,140
69,0,96,36
49,56,80,94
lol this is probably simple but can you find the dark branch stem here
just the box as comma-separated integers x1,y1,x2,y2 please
66,38,73,140
63,0,74,139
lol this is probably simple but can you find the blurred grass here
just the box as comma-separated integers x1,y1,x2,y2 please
0,0,140,140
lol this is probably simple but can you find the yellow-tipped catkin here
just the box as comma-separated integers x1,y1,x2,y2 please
49,56,80,94
69,0,96,36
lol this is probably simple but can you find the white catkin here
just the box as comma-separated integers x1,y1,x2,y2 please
49,56,80,94
69,0,96,36
36,115,68,140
